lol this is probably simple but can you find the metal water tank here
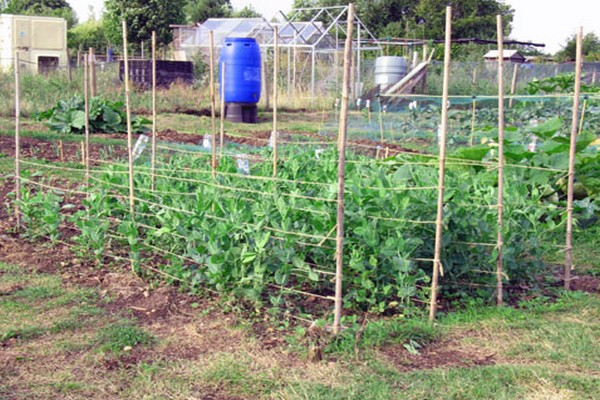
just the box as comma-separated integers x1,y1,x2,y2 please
374,56,408,86
219,37,261,104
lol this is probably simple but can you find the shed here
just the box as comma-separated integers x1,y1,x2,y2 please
0,14,68,73
484,50,526,63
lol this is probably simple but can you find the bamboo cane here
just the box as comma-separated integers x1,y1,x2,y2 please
209,31,217,178
565,28,584,290
151,31,158,191
84,53,90,188
219,63,226,159
273,26,279,177
89,47,96,97
122,21,135,215
14,51,21,229
495,15,506,306
469,95,477,146
428,6,452,322
333,3,354,336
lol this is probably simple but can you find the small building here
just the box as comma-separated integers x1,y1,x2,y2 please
0,14,68,73
483,49,526,63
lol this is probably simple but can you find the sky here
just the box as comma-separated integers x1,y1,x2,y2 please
68,0,599,55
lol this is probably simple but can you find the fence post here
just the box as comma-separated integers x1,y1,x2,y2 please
428,6,452,322
14,50,21,230
565,27,584,290
333,2,354,336
122,21,135,215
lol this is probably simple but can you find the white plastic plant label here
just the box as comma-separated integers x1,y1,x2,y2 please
235,154,250,175
132,135,149,161
202,134,212,150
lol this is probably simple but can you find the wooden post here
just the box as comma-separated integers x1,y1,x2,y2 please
77,49,81,68
84,53,90,187
472,66,478,87
122,21,135,215
14,50,21,229
272,26,279,177
219,63,226,158
565,27,584,290
89,48,96,97
495,15,506,306
151,31,158,191
509,63,519,108
333,2,354,336
209,31,217,178
428,6,452,322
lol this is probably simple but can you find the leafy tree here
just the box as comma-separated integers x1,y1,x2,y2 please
232,5,262,19
103,0,186,48
3,0,77,27
556,32,600,62
291,0,512,40
68,19,106,51
184,0,232,24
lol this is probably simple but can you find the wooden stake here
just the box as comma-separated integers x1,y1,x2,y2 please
84,53,90,187
469,96,477,146
151,31,158,191
565,27,584,290
59,140,64,162
209,31,217,178
89,48,96,97
378,97,384,143
428,6,452,322
80,142,85,166
495,15,506,306
66,48,72,83
272,26,279,177
333,3,354,336
14,50,21,229
509,63,519,108
219,63,226,158
122,21,135,215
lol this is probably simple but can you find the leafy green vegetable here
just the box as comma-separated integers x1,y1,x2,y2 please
35,95,149,135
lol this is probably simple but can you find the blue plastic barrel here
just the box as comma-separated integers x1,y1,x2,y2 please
219,37,261,104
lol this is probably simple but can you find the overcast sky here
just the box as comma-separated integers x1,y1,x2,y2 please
69,0,599,54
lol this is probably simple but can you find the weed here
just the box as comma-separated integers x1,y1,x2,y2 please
96,320,153,355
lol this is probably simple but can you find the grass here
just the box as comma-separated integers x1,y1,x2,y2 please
1,256,599,399
96,320,154,355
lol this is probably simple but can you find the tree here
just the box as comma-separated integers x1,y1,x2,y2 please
290,0,512,40
3,0,77,27
232,5,262,19
556,32,600,62
103,0,187,48
68,19,106,51
184,0,232,24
